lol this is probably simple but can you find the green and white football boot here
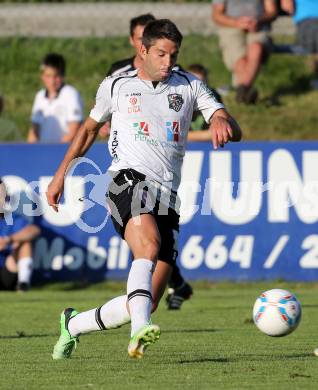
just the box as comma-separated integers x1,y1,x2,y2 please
128,324,160,359
52,308,79,360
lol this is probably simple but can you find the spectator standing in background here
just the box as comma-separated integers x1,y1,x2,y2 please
28,53,83,143
212,0,277,104
187,64,223,142
280,0,318,89
0,178,40,291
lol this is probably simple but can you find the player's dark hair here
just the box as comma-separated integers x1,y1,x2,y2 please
187,64,208,80
41,53,66,76
130,13,156,37
142,19,183,50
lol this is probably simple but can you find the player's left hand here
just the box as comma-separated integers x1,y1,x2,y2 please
210,115,233,149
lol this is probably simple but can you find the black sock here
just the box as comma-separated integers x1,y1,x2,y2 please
168,265,184,289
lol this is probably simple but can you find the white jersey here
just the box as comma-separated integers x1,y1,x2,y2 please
31,84,83,143
90,70,224,192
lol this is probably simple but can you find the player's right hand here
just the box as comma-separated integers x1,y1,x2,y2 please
46,178,64,212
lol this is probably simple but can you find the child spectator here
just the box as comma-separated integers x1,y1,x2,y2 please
28,53,83,143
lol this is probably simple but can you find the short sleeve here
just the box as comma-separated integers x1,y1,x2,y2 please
194,80,225,124
65,88,83,123
31,91,43,125
89,79,112,123
11,214,29,234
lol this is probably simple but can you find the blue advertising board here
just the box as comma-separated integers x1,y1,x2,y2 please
1,142,318,282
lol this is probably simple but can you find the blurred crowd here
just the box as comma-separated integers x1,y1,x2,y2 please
1,0,318,291
1,1,318,144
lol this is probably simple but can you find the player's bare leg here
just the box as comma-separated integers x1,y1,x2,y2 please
52,214,166,360
124,214,161,358
152,260,172,312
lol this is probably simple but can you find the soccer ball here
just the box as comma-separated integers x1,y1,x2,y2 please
253,289,301,337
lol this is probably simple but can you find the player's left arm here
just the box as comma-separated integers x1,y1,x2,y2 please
193,77,241,148
209,108,242,150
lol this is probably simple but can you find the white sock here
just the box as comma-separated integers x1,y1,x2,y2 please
100,295,130,329
68,295,130,337
17,257,33,285
127,258,154,337
68,308,99,336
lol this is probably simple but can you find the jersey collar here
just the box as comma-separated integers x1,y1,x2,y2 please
45,83,65,99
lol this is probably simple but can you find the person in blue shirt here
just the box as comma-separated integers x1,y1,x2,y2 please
281,0,318,88
0,178,40,291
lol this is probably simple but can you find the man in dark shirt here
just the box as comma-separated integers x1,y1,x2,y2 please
108,14,156,76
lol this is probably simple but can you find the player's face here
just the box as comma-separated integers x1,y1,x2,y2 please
130,25,145,56
141,38,179,81
41,66,64,93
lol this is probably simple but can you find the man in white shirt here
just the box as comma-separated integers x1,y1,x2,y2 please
47,19,242,360
106,14,194,311
28,53,83,143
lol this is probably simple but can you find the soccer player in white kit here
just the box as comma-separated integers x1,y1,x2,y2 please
47,19,242,359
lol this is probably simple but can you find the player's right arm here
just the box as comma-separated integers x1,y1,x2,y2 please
47,78,112,212
46,117,103,212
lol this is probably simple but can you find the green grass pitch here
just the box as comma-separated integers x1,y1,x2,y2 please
1,281,318,389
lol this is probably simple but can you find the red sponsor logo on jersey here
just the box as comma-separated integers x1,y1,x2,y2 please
166,121,180,142
128,96,141,113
